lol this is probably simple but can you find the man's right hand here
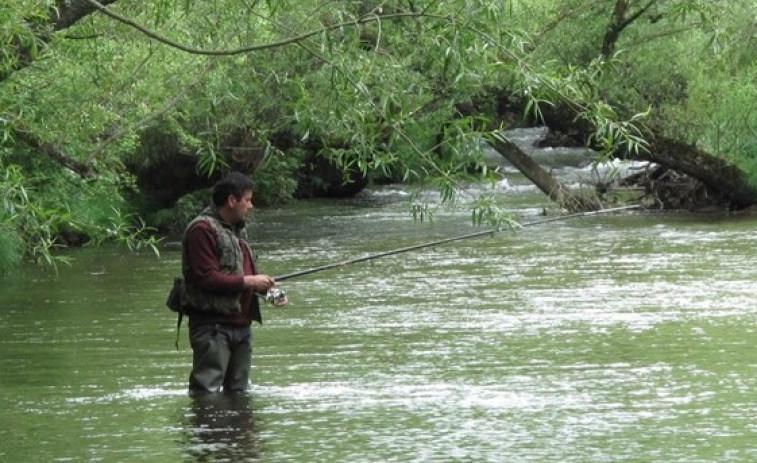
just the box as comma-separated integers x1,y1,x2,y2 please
243,274,275,292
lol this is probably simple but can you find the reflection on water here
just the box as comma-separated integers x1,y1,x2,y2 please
184,394,260,462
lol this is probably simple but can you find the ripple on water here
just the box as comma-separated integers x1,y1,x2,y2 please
4,191,757,462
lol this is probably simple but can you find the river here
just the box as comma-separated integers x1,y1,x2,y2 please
2,132,757,462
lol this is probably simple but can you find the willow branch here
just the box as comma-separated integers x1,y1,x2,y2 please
14,129,96,178
91,59,216,158
83,0,439,56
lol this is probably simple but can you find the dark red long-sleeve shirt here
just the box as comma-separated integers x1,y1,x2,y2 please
184,220,261,326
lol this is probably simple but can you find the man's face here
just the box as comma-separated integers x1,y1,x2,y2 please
228,190,254,222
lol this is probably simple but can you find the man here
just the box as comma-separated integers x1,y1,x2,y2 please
180,171,286,396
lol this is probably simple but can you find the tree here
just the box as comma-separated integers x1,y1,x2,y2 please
4,0,757,274
0,0,118,83
518,0,757,208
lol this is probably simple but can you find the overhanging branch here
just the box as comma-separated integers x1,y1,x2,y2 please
83,0,440,56
14,129,96,178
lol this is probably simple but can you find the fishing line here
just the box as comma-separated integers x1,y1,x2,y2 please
271,204,641,283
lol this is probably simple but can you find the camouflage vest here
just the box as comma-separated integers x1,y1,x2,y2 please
180,207,254,315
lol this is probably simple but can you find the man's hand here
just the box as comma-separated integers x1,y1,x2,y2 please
243,274,275,292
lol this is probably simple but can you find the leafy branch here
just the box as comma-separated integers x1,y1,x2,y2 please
83,0,442,56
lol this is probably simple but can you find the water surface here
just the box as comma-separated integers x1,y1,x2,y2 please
2,183,757,462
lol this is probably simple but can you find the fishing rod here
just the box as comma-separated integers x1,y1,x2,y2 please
271,204,641,284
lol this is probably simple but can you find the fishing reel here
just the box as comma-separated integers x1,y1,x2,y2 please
264,287,288,306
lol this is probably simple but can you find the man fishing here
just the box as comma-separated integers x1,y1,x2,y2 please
180,171,287,396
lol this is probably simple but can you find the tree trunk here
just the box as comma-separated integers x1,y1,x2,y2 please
601,0,657,58
643,134,757,208
14,128,95,178
488,136,601,212
538,103,757,209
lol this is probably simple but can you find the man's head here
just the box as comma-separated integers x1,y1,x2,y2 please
212,172,254,223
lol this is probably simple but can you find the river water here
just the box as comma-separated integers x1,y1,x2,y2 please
2,133,757,462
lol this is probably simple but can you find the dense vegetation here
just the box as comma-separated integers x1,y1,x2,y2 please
2,0,757,272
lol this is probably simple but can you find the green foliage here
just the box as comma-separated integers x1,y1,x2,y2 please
0,225,22,273
471,195,518,230
410,202,434,223
149,190,207,236
251,145,303,205
0,164,71,271
5,0,757,272
734,142,757,189
0,161,160,273
693,62,757,188
0,1,55,78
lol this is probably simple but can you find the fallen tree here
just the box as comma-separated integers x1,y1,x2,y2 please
487,133,602,212
538,103,757,210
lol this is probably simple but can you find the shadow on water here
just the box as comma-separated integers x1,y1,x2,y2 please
182,393,262,462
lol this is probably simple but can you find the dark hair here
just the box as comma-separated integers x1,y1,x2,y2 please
211,172,254,206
